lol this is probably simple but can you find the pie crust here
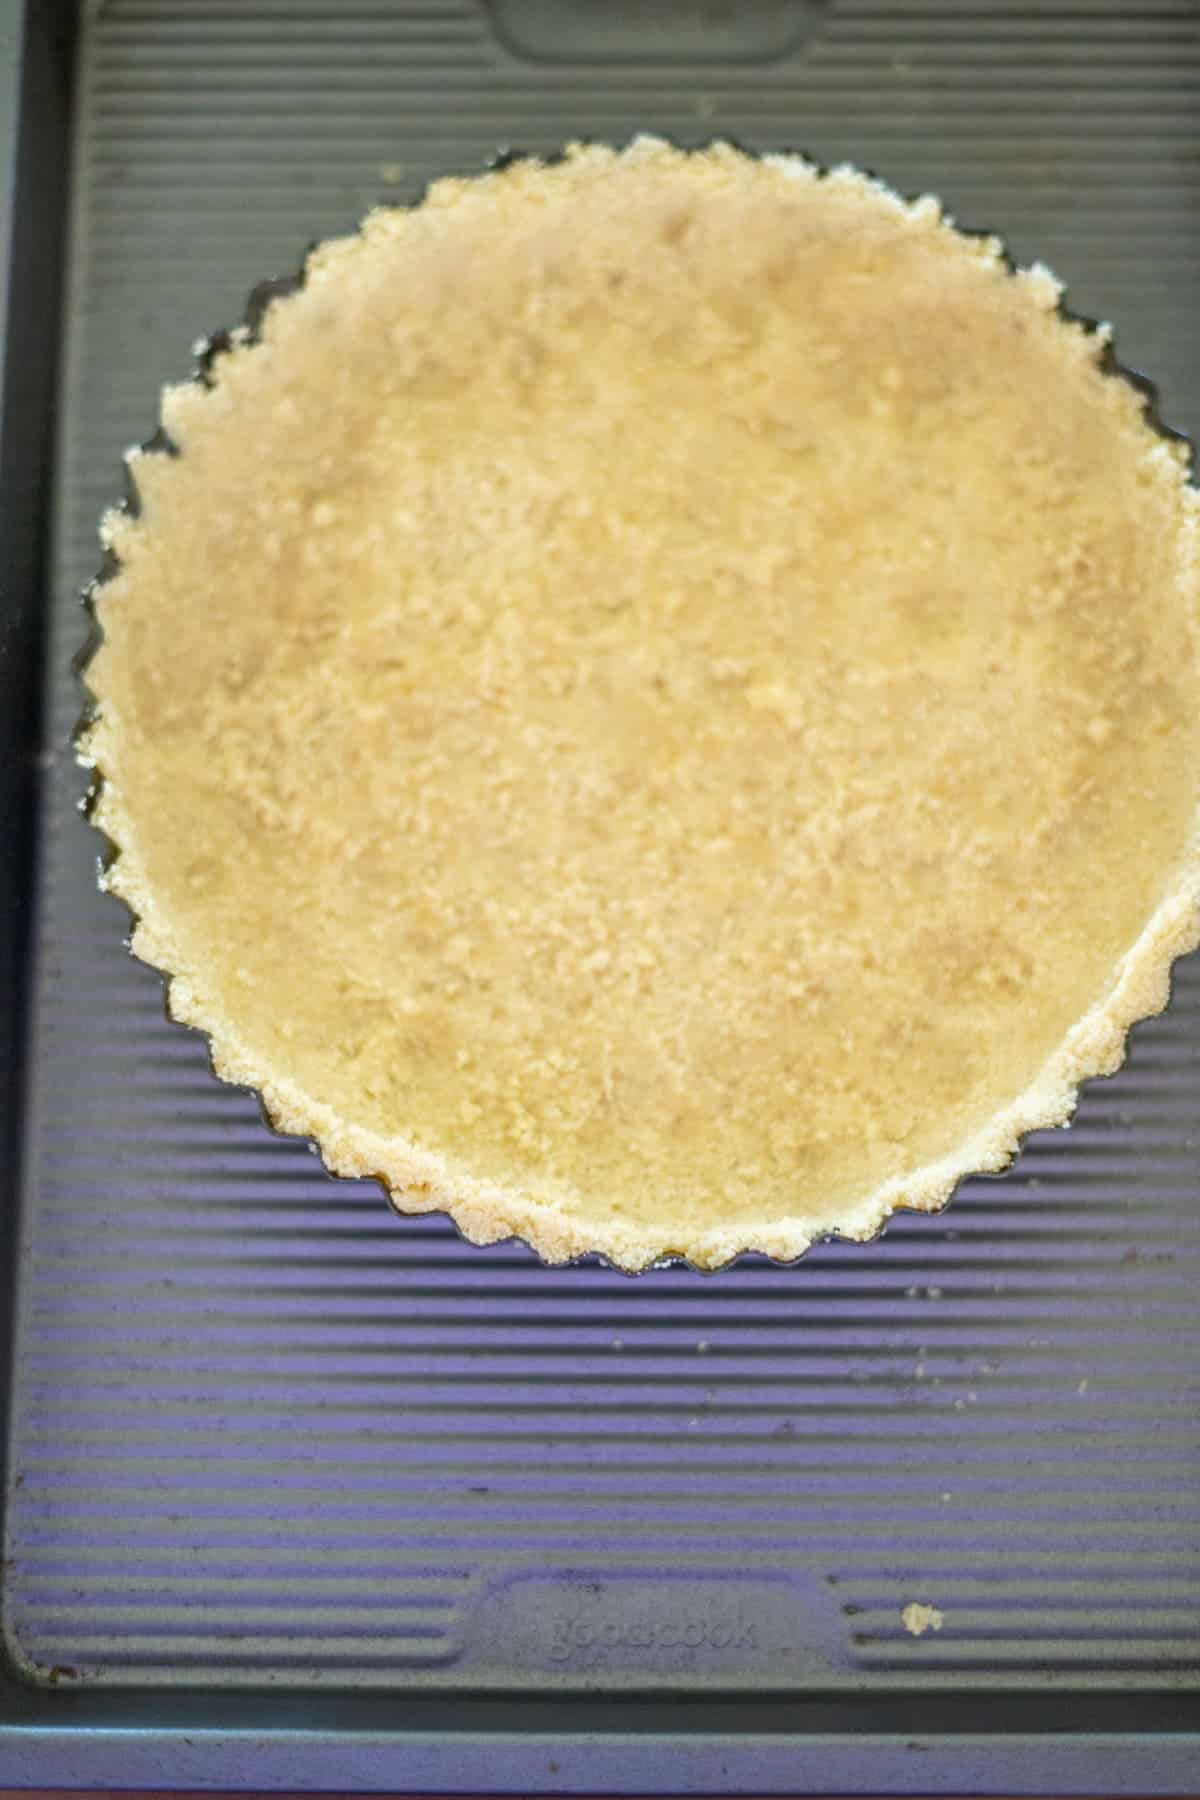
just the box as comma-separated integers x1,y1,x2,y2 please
81,139,1200,1270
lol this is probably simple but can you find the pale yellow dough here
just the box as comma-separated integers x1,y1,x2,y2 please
83,139,1200,1270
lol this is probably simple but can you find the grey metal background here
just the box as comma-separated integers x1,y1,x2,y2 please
6,0,1200,1699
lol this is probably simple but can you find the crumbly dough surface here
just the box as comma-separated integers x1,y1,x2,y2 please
83,139,1200,1270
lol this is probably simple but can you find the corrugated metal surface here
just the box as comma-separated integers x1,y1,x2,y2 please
6,0,1200,1692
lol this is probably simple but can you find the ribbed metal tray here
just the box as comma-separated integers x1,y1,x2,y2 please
2,0,1200,1789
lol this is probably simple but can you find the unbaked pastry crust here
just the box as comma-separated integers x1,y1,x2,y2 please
81,139,1200,1271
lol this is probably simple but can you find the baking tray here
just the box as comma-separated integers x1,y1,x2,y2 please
2,0,1200,1790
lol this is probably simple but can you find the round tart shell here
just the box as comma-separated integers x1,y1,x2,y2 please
80,140,1200,1272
